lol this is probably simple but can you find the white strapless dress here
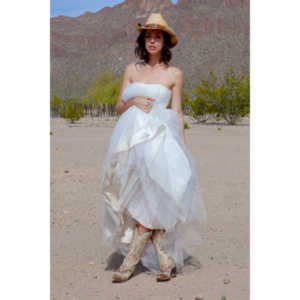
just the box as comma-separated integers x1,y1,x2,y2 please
99,82,207,273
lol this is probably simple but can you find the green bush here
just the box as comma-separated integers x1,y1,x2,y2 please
50,95,62,109
184,122,190,129
82,71,121,118
189,95,212,123
59,99,84,123
215,68,250,124
189,70,218,123
50,95,63,117
190,68,250,125
83,72,121,105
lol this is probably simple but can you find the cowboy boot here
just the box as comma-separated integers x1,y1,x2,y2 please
151,229,177,281
112,225,152,282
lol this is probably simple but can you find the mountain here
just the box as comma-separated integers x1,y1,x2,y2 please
50,0,249,99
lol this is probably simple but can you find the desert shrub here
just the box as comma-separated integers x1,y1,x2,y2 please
189,71,218,123
188,95,212,123
59,99,84,123
82,71,121,118
184,122,190,129
214,68,250,124
190,68,250,125
50,95,63,117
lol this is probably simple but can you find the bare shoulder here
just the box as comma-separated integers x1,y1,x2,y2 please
168,66,183,89
125,62,141,78
168,66,183,78
123,62,136,81
125,62,136,73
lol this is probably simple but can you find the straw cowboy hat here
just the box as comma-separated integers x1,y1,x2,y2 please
136,13,178,48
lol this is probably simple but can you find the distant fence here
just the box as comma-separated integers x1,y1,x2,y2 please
50,103,118,119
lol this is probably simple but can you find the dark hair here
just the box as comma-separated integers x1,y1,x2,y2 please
134,29,172,65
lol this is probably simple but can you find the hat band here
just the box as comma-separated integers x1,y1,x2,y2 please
145,23,167,30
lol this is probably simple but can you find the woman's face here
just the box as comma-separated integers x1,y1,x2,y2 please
144,29,164,54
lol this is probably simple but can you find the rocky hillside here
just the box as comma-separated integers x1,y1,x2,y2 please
51,0,249,99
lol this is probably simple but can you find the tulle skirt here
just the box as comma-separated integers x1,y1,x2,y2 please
99,106,207,273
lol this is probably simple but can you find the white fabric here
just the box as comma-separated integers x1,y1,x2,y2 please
99,82,207,273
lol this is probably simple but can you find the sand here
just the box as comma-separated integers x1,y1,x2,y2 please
51,115,249,300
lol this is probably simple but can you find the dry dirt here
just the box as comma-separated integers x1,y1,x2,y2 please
51,115,249,300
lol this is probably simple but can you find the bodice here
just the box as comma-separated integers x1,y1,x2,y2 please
121,82,172,109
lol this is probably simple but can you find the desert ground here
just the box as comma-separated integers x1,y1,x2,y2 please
51,115,249,300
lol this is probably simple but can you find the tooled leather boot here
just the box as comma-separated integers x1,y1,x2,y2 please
112,225,152,282
151,229,177,281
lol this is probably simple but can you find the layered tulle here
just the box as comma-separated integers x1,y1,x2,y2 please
99,82,207,273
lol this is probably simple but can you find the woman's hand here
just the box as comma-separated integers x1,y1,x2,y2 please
132,96,156,113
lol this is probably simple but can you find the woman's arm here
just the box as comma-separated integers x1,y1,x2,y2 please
116,98,136,116
115,63,136,116
170,68,187,146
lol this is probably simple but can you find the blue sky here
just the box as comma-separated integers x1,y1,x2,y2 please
51,0,178,18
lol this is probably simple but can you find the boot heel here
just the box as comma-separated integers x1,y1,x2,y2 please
171,266,177,278
157,264,176,281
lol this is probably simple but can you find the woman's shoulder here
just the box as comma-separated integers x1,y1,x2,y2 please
167,66,183,87
127,61,144,69
123,62,138,81
125,62,136,72
125,61,143,76
167,66,183,77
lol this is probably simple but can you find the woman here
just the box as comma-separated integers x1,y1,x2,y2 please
99,13,207,283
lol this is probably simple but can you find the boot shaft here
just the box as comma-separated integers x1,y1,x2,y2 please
151,229,175,268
